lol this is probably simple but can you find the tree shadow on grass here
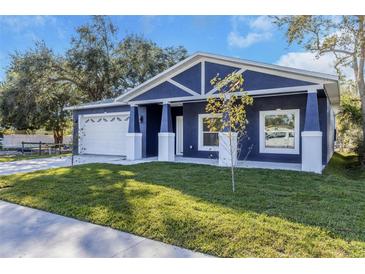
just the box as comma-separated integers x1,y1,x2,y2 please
126,160,365,244
0,165,155,233
1,159,365,257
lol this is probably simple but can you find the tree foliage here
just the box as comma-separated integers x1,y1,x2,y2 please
116,35,187,90
0,43,79,143
336,81,362,153
65,16,119,101
64,17,188,100
273,16,365,160
205,72,253,192
0,16,188,143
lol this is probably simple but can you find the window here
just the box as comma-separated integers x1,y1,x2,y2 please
259,109,300,154
198,113,223,151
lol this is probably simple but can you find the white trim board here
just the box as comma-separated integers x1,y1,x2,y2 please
167,79,200,96
129,84,323,105
116,57,202,102
64,102,128,111
66,52,339,110
67,85,320,111
80,111,130,118
206,67,247,95
198,113,222,152
176,116,184,156
201,61,205,95
196,52,338,81
115,52,338,103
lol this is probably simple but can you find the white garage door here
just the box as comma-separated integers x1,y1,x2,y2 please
79,112,130,156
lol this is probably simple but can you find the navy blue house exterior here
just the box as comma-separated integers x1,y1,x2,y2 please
67,52,339,173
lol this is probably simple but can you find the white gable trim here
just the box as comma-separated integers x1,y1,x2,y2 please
66,84,323,111
129,84,323,105
203,55,333,85
201,61,205,95
117,53,337,104
65,52,339,110
116,57,202,102
206,67,247,95
167,79,200,96
199,52,338,81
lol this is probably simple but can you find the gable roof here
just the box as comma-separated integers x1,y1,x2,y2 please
65,52,340,111
116,52,339,106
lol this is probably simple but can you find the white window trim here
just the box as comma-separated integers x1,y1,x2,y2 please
259,109,300,155
198,113,222,151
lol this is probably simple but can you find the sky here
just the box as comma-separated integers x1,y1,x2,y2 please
0,15,346,81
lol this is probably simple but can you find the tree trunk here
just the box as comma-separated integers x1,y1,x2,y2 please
229,130,235,192
359,85,365,164
53,129,63,144
356,15,365,163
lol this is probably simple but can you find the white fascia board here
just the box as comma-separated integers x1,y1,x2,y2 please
196,52,339,82
323,82,341,112
115,54,202,101
64,102,128,111
130,84,323,105
119,59,202,102
80,111,130,118
117,52,338,104
202,55,335,85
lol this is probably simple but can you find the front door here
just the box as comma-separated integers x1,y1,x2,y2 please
176,116,183,155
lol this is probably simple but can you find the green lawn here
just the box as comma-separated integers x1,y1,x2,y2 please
0,153,71,162
0,152,364,257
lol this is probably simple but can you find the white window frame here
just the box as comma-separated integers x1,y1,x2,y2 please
198,113,222,151
259,109,300,155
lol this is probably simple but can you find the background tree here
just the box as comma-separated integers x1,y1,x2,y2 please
65,18,188,100
115,35,188,90
0,15,188,144
272,15,365,160
65,16,120,101
0,43,79,143
206,72,253,192
336,81,362,153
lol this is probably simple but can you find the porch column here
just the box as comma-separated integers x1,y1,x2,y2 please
158,102,175,161
301,89,322,173
126,105,142,160
219,112,238,167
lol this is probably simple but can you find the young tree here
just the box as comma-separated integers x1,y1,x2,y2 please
205,72,253,192
272,15,365,161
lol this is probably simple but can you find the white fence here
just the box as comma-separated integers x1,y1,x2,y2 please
2,134,72,149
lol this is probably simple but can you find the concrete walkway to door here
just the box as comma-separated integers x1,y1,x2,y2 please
0,201,210,258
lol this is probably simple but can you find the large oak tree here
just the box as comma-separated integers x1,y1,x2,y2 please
0,43,79,143
273,15,365,160
0,16,188,143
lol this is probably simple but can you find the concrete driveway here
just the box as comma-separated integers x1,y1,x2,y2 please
0,201,210,258
0,155,154,176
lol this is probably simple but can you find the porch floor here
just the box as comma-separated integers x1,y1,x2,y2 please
73,155,302,172
174,156,302,171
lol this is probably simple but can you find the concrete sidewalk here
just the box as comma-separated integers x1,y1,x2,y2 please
0,201,210,258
